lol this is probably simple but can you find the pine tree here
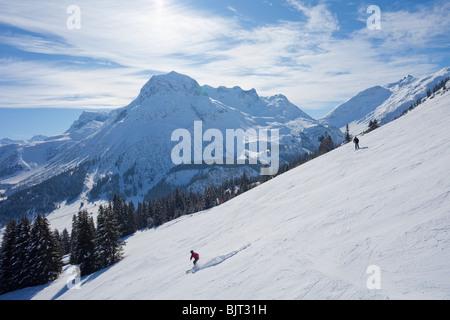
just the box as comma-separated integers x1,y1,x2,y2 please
239,172,250,193
0,219,18,294
28,214,63,286
367,119,380,132
113,194,126,234
318,133,334,155
136,202,146,230
145,201,155,229
72,210,97,276
60,228,71,255
13,217,32,289
173,188,185,219
152,199,166,227
345,124,352,143
69,214,79,264
53,229,63,259
94,205,125,270
48,226,64,282
203,187,215,209
184,193,194,215
125,201,136,236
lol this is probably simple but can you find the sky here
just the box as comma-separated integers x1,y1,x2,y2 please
0,0,449,139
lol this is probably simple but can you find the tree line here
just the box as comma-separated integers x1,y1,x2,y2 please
401,77,449,118
0,203,125,295
0,172,257,296
0,215,63,294
0,165,87,226
107,171,260,239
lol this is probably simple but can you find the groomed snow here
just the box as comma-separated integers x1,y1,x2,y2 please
2,88,450,300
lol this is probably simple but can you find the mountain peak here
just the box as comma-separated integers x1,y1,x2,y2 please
385,74,417,89
137,71,201,101
66,110,108,134
159,71,197,83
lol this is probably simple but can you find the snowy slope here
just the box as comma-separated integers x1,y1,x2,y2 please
2,83,449,300
322,67,450,135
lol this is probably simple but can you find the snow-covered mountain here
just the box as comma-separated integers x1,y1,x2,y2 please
0,136,48,147
0,72,343,225
0,112,107,184
321,67,450,134
2,77,449,300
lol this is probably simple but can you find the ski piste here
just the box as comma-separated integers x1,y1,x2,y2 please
1,82,449,299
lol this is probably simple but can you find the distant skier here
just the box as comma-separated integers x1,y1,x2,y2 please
353,136,360,150
190,250,199,266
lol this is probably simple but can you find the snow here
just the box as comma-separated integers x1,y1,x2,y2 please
322,67,450,135
0,109,107,187
45,169,107,232
2,85,450,300
321,85,392,130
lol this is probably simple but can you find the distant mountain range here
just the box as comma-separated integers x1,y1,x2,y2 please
0,71,344,224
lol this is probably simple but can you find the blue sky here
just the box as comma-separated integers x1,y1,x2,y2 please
0,0,449,139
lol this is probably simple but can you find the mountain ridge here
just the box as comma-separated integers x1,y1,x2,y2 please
321,67,450,134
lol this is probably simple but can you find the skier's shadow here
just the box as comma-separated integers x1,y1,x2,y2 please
359,147,369,150
51,265,112,300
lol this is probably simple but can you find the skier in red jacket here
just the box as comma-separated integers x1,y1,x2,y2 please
190,250,199,266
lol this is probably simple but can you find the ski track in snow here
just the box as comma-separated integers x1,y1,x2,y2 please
189,244,251,274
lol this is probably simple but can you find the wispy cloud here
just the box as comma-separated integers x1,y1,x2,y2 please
0,0,448,115
358,2,450,50
0,58,144,109
286,0,339,33
227,6,238,15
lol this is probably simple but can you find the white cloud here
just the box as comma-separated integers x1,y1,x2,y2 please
356,1,450,50
0,58,145,109
227,6,238,14
0,0,448,115
286,0,339,33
